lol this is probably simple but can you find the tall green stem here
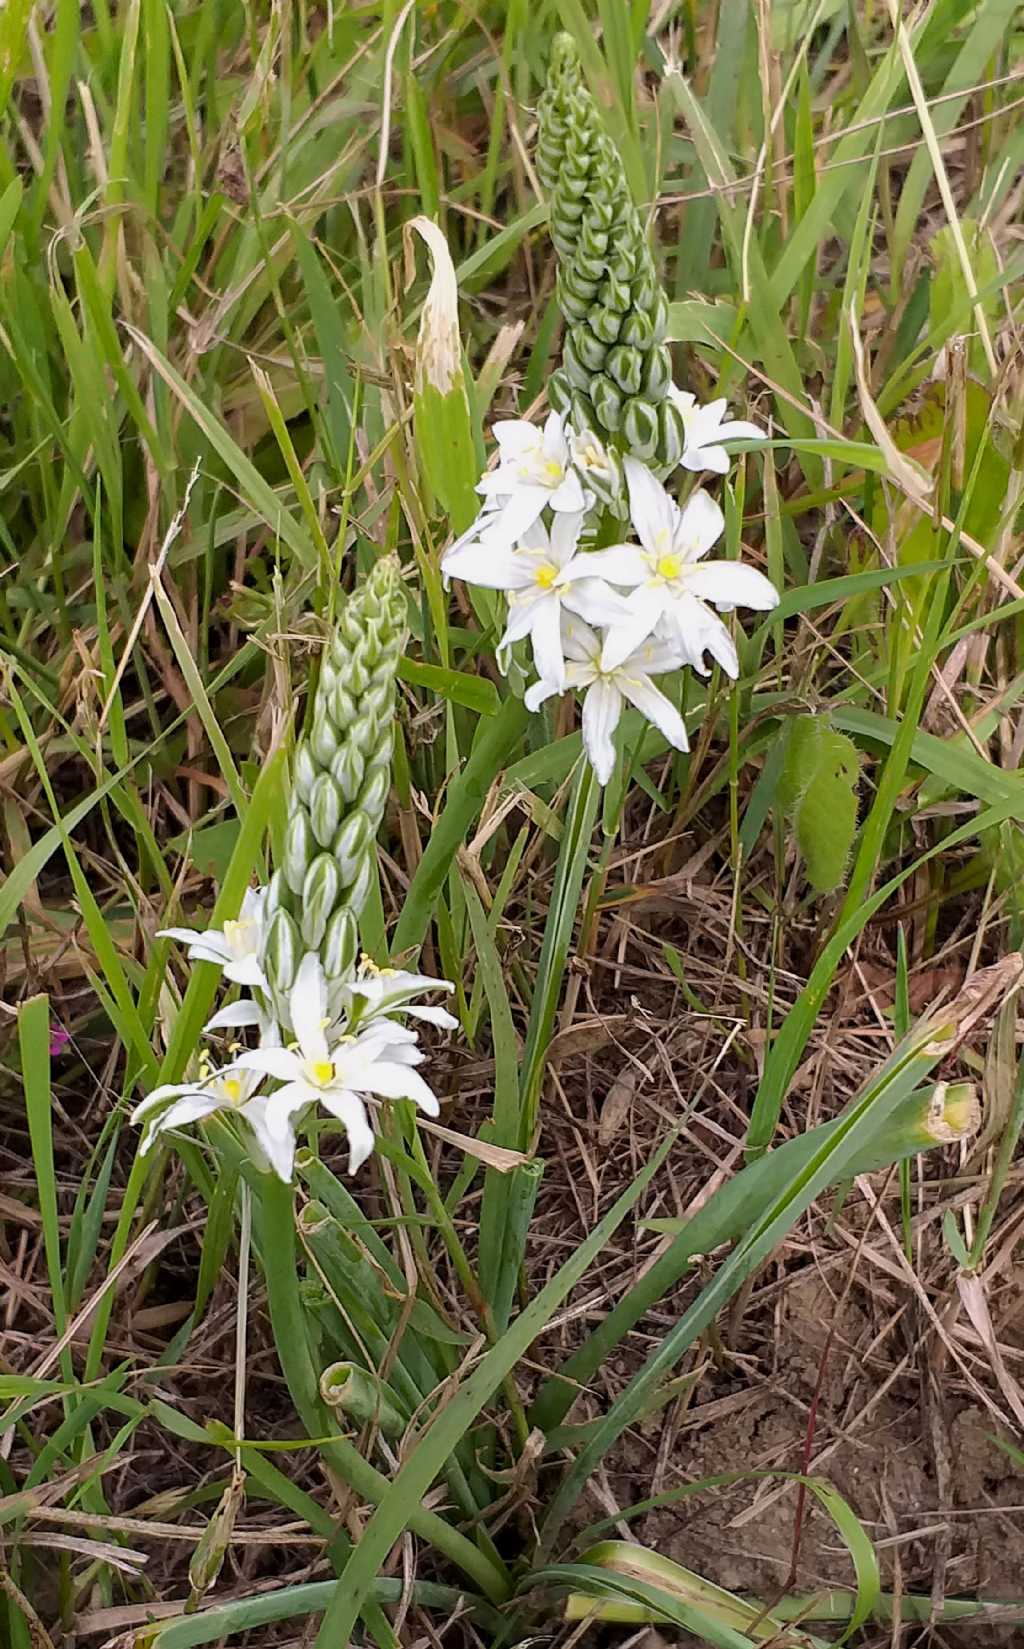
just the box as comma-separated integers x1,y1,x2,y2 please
258,1174,511,1604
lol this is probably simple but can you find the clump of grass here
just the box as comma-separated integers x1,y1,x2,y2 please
2,5,1024,1648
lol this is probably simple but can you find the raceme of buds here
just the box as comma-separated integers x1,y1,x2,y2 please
263,558,407,1021
537,33,682,469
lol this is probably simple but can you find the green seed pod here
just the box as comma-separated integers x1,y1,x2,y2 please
262,558,406,1013
537,33,682,466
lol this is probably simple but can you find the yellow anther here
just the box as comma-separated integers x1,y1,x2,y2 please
222,917,252,953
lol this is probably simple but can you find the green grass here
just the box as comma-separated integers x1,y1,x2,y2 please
2,2,1024,1646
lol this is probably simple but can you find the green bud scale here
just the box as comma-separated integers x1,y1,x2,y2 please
263,558,407,1021
537,33,683,469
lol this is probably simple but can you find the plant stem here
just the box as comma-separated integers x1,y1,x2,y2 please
258,1174,512,1603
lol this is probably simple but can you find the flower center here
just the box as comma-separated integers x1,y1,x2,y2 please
221,1077,243,1105
656,554,683,580
542,458,564,483
534,563,559,591
306,1058,335,1086
222,917,252,956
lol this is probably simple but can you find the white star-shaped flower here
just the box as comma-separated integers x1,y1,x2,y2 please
442,413,587,568
339,960,459,1032
159,885,268,989
131,1054,294,1182
237,954,440,1175
590,459,778,677
443,511,629,691
669,387,764,475
526,616,689,787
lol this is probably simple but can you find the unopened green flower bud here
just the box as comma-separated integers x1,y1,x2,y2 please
537,33,682,466
262,558,406,1019
548,370,574,418
333,811,371,884
264,907,301,1000
322,907,359,980
641,344,672,400
301,853,341,951
284,810,314,897
606,344,643,397
622,397,659,461
309,772,342,849
590,373,623,432
331,742,366,804
658,400,686,469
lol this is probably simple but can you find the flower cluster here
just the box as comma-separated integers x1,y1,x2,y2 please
133,904,456,1181
441,396,779,786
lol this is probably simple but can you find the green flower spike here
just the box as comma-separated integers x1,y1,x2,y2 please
263,558,407,1022
537,33,683,469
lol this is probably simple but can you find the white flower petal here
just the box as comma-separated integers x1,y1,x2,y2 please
624,457,679,558
242,1097,296,1181
204,1000,265,1034
157,926,206,947
236,1047,302,1082
223,955,268,988
581,677,623,787
682,444,729,476
493,417,541,457
490,486,549,544
562,577,631,630
144,1092,223,1138
131,1082,203,1122
441,539,538,590
528,595,566,691
320,1089,376,1175
676,489,725,562
548,510,584,564
406,1004,460,1029
290,954,329,1063
573,545,648,587
549,470,586,513
266,1080,317,1138
685,561,779,611
599,589,663,672
718,419,764,442
616,673,689,754
525,676,562,712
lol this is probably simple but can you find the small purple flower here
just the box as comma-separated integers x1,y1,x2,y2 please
49,1024,70,1058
